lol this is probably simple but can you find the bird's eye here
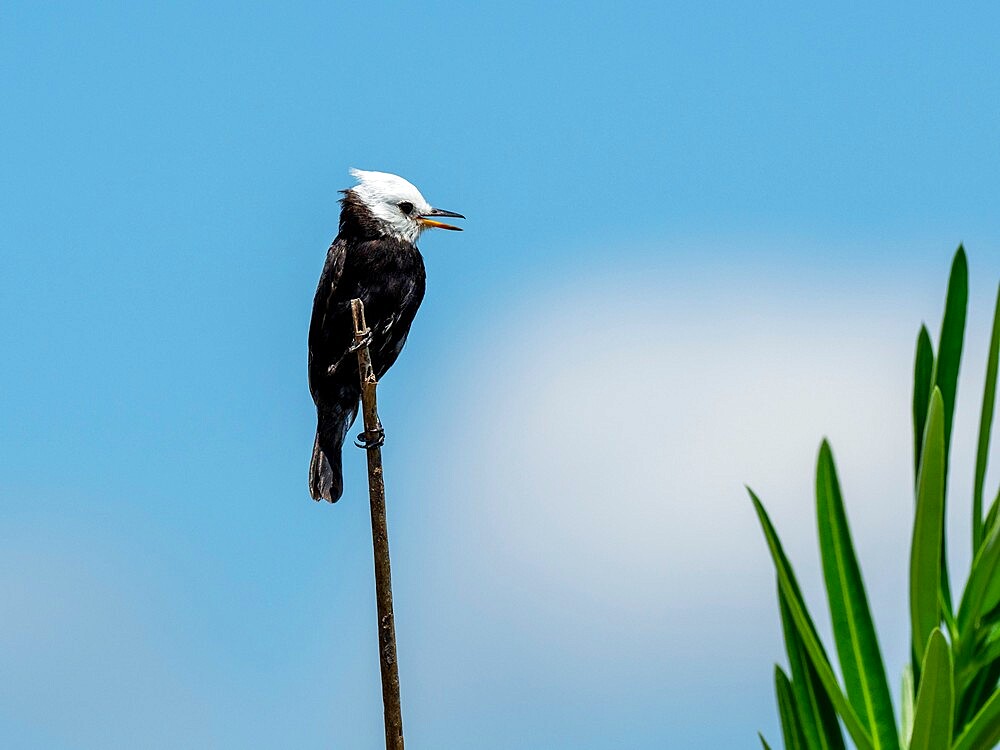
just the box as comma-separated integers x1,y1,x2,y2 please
398,201,414,215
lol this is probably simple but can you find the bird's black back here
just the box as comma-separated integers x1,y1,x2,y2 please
308,233,426,391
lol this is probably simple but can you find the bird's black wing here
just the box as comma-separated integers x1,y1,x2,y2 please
307,237,350,396
307,236,358,502
369,262,426,379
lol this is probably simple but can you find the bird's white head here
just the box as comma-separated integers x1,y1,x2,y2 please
347,168,464,244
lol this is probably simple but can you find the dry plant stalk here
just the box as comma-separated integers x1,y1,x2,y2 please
351,298,404,750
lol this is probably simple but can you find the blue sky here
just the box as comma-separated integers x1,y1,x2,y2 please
2,3,1000,748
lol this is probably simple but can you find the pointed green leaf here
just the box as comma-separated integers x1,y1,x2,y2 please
912,389,946,662
931,246,968,618
952,683,1000,750
909,630,954,750
914,325,935,482
750,489,875,750
759,732,773,750
815,442,898,749
777,666,809,750
901,664,915,748
984,485,1000,541
974,282,1000,553
932,245,968,453
933,247,967,617
779,586,846,750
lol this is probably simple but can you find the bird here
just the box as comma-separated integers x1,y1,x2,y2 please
308,169,464,502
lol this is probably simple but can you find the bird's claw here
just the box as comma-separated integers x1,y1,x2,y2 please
348,331,374,354
354,427,386,450
328,331,375,374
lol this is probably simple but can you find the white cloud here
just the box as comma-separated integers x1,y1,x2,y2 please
408,266,998,711
444,280,910,591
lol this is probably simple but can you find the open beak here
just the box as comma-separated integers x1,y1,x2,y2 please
417,207,465,231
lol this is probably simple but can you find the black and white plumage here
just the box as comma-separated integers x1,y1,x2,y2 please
308,169,463,502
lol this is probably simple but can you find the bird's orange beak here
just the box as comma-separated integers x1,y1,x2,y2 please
417,208,465,231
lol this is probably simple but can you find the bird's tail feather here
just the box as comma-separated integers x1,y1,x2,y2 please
309,397,359,503
309,432,343,503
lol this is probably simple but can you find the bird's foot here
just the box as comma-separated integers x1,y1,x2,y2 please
327,331,375,375
354,427,386,450
348,330,374,354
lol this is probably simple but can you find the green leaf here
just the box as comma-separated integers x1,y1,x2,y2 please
759,732,773,750
984,485,1000,541
901,664,915,747
815,442,899,749
975,537,1000,634
912,389,947,663
952,683,1000,750
750,489,875,750
963,493,1000,651
932,246,968,617
973,282,1000,553
957,521,1000,642
779,586,847,750
955,529,1000,706
933,245,968,454
913,325,935,482
908,630,954,750
777,666,809,750
955,626,1000,699
956,660,1000,740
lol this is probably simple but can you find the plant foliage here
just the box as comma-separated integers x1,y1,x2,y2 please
754,247,1000,749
